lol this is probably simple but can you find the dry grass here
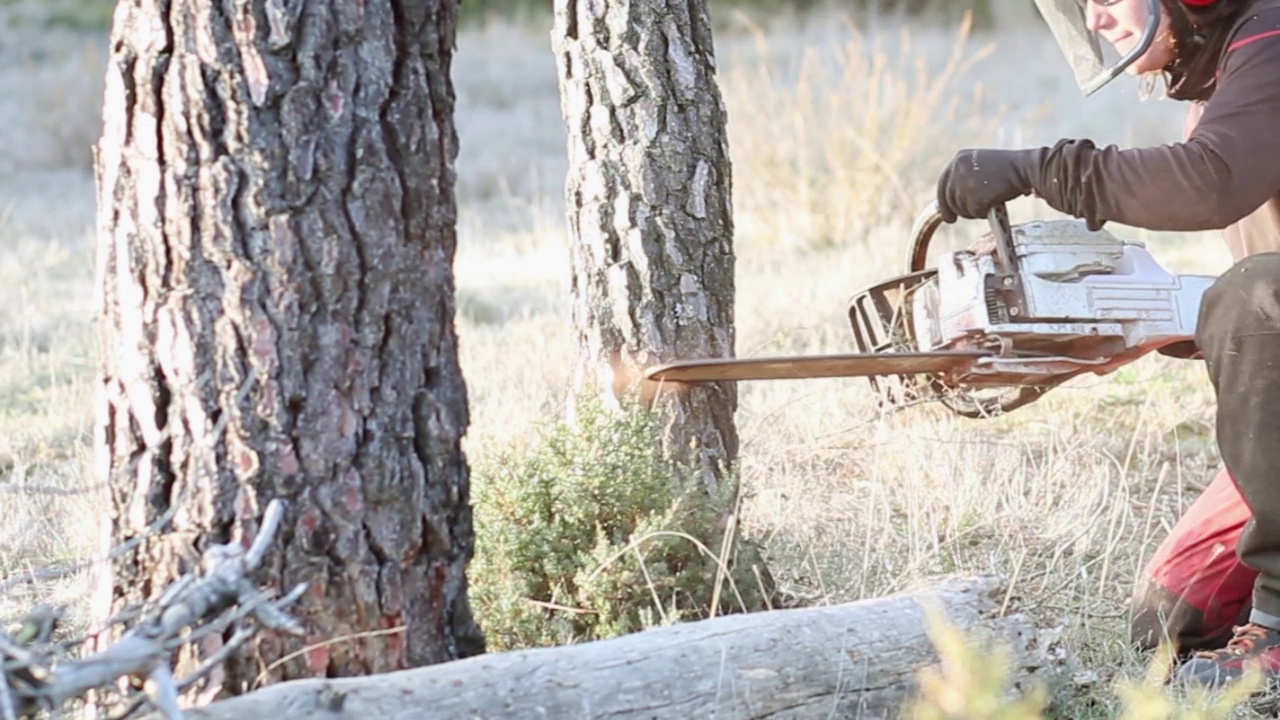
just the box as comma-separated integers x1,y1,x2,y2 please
0,2,1258,716
0,226,101,628
722,12,1003,252
448,8,1246,716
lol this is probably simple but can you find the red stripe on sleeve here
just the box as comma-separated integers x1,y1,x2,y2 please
1227,28,1280,54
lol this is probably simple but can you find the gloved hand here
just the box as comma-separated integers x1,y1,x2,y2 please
935,148,1042,224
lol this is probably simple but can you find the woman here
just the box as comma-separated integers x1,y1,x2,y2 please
934,0,1280,688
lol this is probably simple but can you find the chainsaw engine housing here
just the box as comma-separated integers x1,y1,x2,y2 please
849,216,1216,415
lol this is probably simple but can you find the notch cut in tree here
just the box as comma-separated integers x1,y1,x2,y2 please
88,0,483,704
552,0,739,492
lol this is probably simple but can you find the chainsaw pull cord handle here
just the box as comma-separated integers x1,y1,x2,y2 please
906,201,1017,275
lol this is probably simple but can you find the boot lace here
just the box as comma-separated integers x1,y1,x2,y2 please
1194,623,1273,659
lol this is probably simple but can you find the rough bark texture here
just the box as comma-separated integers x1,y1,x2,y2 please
89,0,483,702
552,0,739,492
148,575,1062,720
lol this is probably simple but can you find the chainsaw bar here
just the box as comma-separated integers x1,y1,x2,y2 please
642,350,993,383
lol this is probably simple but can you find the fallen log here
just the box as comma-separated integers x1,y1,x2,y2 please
162,573,1063,720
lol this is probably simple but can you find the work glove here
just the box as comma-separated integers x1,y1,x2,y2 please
935,148,1041,224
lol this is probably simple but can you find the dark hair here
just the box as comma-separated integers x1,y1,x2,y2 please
1162,0,1249,99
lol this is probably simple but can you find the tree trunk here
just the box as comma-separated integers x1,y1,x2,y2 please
89,0,483,703
552,0,739,492
149,575,1062,720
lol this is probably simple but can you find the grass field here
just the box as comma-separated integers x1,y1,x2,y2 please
0,0,1259,716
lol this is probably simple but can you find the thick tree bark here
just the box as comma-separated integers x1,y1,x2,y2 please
552,0,739,492
147,575,1061,720
89,0,483,703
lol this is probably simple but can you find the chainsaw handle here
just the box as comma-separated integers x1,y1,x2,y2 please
907,201,1017,275
986,204,1018,276
907,202,945,274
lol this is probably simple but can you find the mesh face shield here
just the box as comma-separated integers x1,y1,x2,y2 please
1033,0,1163,95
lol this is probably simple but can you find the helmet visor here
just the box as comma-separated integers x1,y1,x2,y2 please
1033,0,1162,96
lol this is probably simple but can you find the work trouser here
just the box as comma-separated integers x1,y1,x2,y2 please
1131,252,1280,654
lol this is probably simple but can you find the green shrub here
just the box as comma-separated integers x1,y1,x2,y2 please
469,395,774,651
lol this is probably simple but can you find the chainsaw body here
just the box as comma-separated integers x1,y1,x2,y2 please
849,206,1216,415
644,202,1218,418
920,225,1208,368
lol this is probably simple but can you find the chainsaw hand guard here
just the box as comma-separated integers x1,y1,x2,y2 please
847,269,936,407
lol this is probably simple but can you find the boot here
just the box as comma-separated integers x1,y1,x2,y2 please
1175,622,1280,689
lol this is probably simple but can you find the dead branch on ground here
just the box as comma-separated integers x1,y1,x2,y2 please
0,499,307,720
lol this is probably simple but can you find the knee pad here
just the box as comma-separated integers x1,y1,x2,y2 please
1130,579,1245,655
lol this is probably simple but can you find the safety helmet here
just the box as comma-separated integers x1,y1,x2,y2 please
1035,0,1223,95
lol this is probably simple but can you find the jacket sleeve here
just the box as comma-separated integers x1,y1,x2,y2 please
1027,13,1280,232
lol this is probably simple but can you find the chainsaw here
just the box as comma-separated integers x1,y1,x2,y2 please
643,201,1217,418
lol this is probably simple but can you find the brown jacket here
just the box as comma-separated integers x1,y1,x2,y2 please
1029,0,1280,263
1186,100,1280,262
